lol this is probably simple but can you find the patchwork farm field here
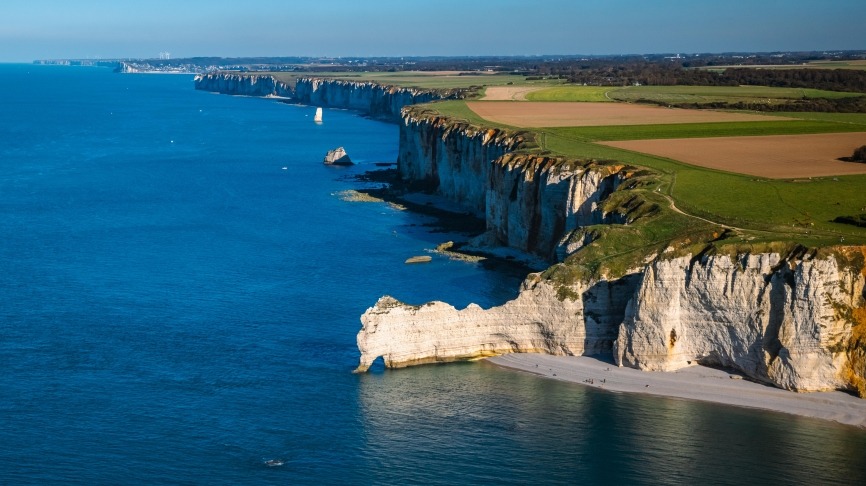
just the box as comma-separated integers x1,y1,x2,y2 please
482,86,547,100
466,101,786,127
544,119,866,141
521,84,863,104
414,83,866,243
601,132,866,178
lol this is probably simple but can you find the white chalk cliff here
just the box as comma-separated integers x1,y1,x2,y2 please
356,274,637,372
194,73,461,121
615,252,864,392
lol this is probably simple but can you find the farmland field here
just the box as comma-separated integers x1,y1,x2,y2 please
524,86,613,102
606,85,864,104
542,133,866,241
466,101,789,127
482,86,546,100
543,119,865,141
763,112,866,125
411,83,866,242
600,132,866,178
519,85,864,104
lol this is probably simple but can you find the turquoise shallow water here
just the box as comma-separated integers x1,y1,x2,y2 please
0,64,865,484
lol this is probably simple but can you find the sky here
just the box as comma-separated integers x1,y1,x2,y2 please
1,0,864,61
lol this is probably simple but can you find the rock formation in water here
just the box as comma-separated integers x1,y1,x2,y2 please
323,147,353,166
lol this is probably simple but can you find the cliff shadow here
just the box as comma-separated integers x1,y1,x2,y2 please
581,274,642,357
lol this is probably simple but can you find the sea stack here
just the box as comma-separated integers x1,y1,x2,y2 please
323,147,353,166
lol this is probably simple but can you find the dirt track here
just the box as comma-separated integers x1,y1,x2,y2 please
467,101,787,127
602,132,866,178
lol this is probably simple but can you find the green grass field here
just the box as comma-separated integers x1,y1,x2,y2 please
524,86,613,102
542,131,866,242
516,85,864,104
606,85,864,104
542,119,866,141
419,100,519,128
763,112,866,125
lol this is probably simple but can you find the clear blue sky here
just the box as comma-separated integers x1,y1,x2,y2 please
2,0,864,61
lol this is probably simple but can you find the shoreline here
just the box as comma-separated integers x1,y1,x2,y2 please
488,353,866,429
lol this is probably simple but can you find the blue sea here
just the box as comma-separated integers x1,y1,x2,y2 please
0,64,864,484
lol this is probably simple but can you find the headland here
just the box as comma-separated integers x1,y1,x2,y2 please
186,53,866,426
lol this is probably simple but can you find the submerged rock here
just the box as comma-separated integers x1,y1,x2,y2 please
323,147,353,166
405,255,432,264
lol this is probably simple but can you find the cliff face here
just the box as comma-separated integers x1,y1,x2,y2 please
194,73,294,97
615,252,866,392
397,113,521,217
486,154,627,261
294,79,448,121
397,112,628,260
358,250,866,393
194,73,456,121
356,273,640,372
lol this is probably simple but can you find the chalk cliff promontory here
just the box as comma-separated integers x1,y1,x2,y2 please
356,273,640,372
357,104,866,397
194,73,463,121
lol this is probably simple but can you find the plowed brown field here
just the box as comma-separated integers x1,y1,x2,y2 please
601,132,866,178
481,86,544,101
466,101,787,127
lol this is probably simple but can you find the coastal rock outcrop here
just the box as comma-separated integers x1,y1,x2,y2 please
323,147,353,166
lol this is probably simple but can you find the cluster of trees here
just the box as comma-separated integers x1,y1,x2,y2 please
563,63,866,93
721,68,866,93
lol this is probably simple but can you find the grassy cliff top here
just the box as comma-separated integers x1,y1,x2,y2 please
409,93,866,279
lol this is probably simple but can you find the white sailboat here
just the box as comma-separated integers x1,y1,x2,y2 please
313,107,323,123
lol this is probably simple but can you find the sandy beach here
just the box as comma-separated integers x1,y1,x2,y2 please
489,353,866,428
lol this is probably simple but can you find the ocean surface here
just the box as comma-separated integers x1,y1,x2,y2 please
0,64,864,484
